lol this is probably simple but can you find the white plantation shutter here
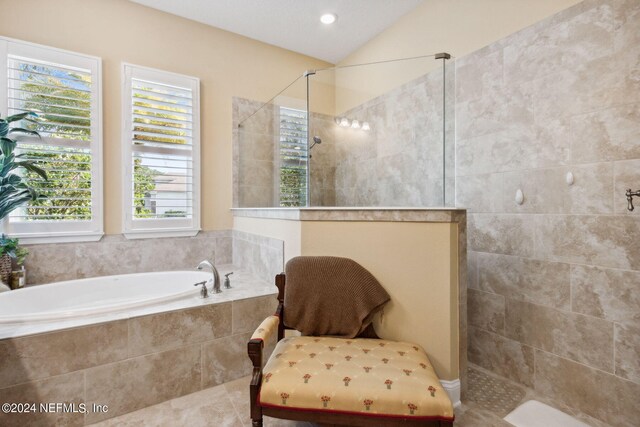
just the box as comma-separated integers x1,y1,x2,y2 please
279,107,308,207
0,38,103,243
122,64,200,238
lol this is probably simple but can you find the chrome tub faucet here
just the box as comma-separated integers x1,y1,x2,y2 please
197,260,221,293
193,281,209,298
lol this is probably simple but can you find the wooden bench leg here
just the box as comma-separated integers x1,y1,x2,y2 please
249,373,262,426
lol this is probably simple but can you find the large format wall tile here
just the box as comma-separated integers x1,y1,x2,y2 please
85,345,201,423
502,163,613,214
529,49,640,123
468,214,535,257
0,321,128,389
455,0,640,423
23,242,80,284
468,289,505,333
456,173,503,213
533,215,640,270
570,104,640,164
614,323,640,384
478,253,570,310
456,84,533,141
24,231,231,285
231,295,278,335
455,49,503,104
232,230,284,283
534,350,640,427
456,125,570,178
503,3,614,85
505,300,614,372
201,333,253,388
128,304,232,357
468,326,534,387
467,251,478,290
0,371,85,427
571,265,640,325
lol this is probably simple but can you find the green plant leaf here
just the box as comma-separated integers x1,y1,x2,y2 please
5,112,37,124
13,161,48,181
0,137,16,156
1,154,16,176
0,191,34,221
8,128,41,138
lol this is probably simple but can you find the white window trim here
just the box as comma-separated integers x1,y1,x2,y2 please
0,36,104,244
121,63,201,239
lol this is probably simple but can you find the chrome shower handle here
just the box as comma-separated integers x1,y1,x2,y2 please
626,189,639,212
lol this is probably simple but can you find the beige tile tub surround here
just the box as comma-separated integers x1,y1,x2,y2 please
0,372,86,427
459,0,640,425
22,229,284,288
23,231,232,285
0,294,278,425
232,230,285,283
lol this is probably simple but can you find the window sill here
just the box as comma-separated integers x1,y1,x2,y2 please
123,228,200,240
11,231,104,245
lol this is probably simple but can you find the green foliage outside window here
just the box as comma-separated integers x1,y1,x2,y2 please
15,63,158,220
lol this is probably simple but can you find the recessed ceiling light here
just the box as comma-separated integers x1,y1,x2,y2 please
320,13,337,25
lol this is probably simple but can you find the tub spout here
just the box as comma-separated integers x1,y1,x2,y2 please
196,260,221,293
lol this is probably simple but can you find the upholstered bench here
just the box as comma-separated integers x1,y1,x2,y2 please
256,332,454,422
248,269,454,427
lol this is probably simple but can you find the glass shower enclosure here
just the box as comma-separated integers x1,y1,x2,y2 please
234,53,454,208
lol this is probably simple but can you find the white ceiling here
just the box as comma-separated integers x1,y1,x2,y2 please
129,0,424,63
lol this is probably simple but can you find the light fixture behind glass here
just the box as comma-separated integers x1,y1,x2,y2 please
320,13,337,24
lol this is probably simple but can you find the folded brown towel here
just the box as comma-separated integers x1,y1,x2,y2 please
283,256,390,338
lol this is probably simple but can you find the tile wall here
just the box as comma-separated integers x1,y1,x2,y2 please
23,231,232,285
331,64,455,207
0,296,278,426
233,61,456,209
458,1,640,425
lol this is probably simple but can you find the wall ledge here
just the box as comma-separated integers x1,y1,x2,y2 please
231,207,466,222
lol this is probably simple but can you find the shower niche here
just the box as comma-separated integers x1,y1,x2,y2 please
233,53,455,208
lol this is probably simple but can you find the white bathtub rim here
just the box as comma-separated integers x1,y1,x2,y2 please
0,286,200,324
0,270,214,325
0,265,277,340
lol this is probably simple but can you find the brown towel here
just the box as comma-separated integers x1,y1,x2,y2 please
284,256,390,338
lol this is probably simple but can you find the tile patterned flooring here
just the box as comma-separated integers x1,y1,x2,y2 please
90,364,610,426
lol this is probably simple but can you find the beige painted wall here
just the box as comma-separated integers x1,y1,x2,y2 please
334,0,582,112
302,221,459,380
0,0,330,233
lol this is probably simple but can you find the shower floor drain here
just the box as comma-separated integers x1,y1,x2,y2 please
467,367,525,416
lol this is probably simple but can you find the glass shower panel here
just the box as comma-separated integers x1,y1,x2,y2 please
236,75,308,207
307,54,454,207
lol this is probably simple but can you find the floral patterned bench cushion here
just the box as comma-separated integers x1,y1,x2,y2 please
259,336,454,421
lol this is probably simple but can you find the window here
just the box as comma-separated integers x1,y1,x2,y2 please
279,107,308,207
0,38,103,243
122,64,200,238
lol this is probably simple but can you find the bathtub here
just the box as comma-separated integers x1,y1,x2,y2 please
0,270,213,324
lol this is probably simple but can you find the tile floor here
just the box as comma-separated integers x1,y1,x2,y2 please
90,365,610,426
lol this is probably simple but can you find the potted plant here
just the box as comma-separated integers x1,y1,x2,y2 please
0,235,28,287
0,112,48,285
